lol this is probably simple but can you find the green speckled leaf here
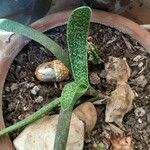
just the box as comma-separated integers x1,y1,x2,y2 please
67,6,91,82
54,7,92,150
54,80,89,150
0,19,69,68
61,81,88,109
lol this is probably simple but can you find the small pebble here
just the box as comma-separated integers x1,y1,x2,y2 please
138,118,142,124
133,55,142,62
135,75,147,87
35,96,44,103
134,107,146,117
23,106,29,111
26,83,30,89
90,72,100,85
5,86,10,92
18,114,24,120
31,86,40,95
138,62,143,68
10,83,18,91
134,91,139,97
26,83,35,89
29,83,35,88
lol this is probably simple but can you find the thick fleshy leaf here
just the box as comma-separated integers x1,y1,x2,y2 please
54,81,88,150
0,19,69,68
54,6,91,150
61,81,88,110
67,6,91,82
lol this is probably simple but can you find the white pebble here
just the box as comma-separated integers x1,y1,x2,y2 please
133,55,142,62
35,96,44,103
31,86,40,95
10,83,18,91
26,83,35,89
138,118,142,124
134,107,145,117
29,83,35,88
134,91,139,97
135,75,147,87
23,106,29,111
5,86,10,92
138,62,143,68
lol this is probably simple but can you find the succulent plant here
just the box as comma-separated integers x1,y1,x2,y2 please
0,6,98,150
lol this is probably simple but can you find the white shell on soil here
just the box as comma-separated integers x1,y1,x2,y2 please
35,60,69,82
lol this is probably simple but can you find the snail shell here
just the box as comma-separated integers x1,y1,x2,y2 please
35,60,69,82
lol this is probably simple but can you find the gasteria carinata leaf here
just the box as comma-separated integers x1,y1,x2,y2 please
54,81,88,150
67,6,91,82
54,6,91,150
0,19,69,68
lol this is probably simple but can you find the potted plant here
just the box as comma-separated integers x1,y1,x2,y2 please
0,6,149,150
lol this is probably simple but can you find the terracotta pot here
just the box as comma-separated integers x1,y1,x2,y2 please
0,9,150,149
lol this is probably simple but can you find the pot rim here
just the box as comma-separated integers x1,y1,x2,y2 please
0,9,150,149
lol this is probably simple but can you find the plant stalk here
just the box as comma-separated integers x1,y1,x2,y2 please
53,107,73,150
0,98,60,136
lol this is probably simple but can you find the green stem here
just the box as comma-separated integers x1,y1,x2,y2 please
0,98,60,136
54,107,73,150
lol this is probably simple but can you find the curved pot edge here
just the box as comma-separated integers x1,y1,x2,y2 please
0,35,30,150
31,9,150,53
0,9,150,149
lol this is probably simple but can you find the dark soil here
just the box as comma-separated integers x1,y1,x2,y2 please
2,23,150,150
